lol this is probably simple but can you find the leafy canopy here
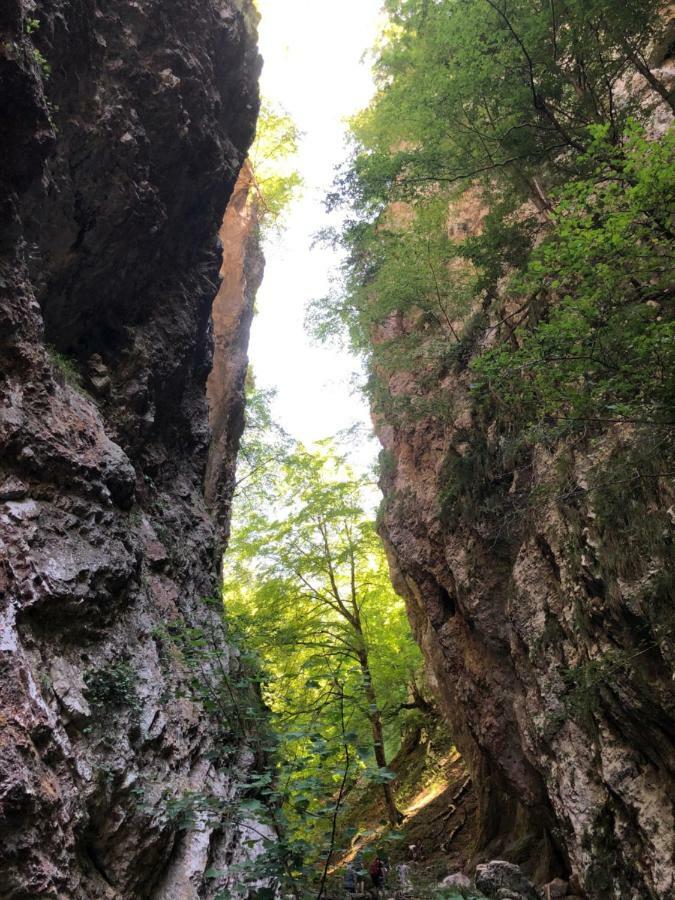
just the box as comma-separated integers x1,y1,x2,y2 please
311,0,674,435
224,424,424,886
249,99,303,234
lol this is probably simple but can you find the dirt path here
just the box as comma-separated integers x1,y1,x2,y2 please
331,722,478,897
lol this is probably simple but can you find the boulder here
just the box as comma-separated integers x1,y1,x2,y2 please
441,873,472,890
542,879,568,898
475,860,539,900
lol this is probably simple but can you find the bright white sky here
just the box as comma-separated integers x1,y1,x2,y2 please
250,0,384,465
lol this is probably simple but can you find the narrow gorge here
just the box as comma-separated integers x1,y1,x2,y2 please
1,2,673,899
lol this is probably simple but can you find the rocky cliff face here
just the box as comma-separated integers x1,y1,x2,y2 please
375,113,674,900
205,162,263,536
380,388,674,898
0,1,261,896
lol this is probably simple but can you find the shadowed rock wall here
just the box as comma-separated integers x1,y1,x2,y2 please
0,0,261,896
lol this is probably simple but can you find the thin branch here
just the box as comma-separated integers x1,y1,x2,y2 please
482,0,587,153
316,687,352,900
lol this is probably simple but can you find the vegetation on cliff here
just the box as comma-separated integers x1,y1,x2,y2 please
298,1,675,895
312,0,674,425
309,0,674,562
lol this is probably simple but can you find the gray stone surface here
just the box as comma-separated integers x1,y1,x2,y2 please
0,0,263,896
475,860,539,899
440,872,473,890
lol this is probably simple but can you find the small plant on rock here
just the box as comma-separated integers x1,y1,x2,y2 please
84,660,141,720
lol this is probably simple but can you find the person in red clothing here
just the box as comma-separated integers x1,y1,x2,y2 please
369,855,386,894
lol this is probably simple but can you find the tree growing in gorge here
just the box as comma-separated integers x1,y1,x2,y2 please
248,99,303,233
225,442,423,837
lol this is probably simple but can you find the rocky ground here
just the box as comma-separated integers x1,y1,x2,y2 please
329,722,582,900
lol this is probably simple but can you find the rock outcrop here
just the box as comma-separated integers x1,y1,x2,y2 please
474,860,539,900
205,161,263,536
374,71,674,900
378,238,674,897
0,0,261,896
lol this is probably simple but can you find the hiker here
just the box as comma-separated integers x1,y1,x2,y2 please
396,862,413,893
344,863,357,896
408,843,421,861
369,855,386,895
354,852,366,894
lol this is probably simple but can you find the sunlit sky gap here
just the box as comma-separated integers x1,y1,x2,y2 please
250,0,384,464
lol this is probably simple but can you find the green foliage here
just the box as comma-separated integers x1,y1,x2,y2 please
48,348,81,386
32,47,51,78
318,0,674,426
25,17,40,34
224,422,425,888
334,0,669,212
473,124,675,432
249,100,303,234
84,661,140,718
310,0,673,572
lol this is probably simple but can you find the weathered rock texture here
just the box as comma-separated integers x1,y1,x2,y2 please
205,161,263,535
0,0,262,896
380,247,675,900
375,72,675,900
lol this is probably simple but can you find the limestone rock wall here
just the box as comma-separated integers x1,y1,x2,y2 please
374,99,674,900
0,0,261,896
380,405,674,897
205,162,264,536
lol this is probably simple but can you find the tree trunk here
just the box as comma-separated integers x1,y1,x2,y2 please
358,647,403,826
371,707,403,826
622,42,675,114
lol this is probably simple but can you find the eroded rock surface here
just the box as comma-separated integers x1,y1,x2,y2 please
378,259,674,900
374,85,674,900
0,0,261,896
475,860,539,900
205,161,264,535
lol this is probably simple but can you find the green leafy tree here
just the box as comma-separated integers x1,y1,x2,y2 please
225,445,423,834
331,0,670,213
312,0,674,435
249,100,303,234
